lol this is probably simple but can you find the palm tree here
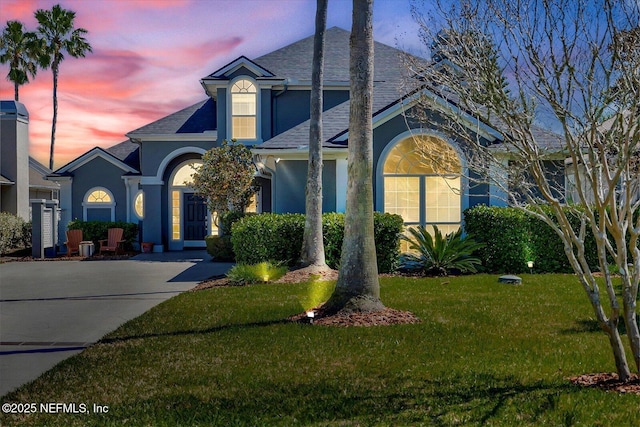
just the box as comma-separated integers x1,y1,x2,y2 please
300,0,329,269
35,4,92,170
324,0,384,314
0,21,42,101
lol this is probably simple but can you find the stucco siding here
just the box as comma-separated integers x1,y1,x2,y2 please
139,140,214,178
70,157,129,222
273,159,337,214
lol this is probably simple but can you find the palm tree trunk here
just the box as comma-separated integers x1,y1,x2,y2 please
14,82,19,101
49,63,58,170
324,0,384,314
300,0,329,268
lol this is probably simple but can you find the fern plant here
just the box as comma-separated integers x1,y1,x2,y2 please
401,225,483,276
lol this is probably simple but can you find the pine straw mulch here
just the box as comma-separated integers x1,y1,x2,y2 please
569,373,640,395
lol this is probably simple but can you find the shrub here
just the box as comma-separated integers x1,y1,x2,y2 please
232,213,306,266
226,261,288,285
401,226,483,276
463,205,531,273
232,212,404,273
205,235,234,261
0,212,28,255
464,205,601,274
67,220,138,249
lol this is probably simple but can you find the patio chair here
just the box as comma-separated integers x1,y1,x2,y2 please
99,228,125,254
65,229,83,256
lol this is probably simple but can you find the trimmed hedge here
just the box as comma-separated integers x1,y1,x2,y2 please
67,220,138,250
205,235,235,261
231,212,404,273
463,205,600,274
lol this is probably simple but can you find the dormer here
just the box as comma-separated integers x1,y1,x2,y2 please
201,56,284,144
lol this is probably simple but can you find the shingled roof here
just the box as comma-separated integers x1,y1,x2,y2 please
127,98,216,138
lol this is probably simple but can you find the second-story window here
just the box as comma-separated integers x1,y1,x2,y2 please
231,79,257,139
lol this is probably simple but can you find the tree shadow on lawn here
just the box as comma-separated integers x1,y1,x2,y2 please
105,373,578,426
99,318,292,345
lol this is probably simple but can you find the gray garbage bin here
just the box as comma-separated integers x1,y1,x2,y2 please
79,241,95,257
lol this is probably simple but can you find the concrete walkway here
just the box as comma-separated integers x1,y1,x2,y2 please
0,251,232,396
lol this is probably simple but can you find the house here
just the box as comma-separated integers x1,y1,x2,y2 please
48,27,564,252
1,100,59,221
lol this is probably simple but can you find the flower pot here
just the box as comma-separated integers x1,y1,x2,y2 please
141,242,154,253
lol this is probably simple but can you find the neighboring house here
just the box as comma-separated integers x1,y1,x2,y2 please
48,27,564,252
1,100,59,221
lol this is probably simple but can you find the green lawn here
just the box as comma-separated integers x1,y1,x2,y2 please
1,274,638,426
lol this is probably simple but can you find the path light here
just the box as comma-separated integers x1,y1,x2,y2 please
306,311,315,324
527,260,534,274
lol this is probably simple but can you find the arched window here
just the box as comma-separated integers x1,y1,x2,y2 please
383,135,462,236
230,79,257,139
134,191,144,219
83,187,115,221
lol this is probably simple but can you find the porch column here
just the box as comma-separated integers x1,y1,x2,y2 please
141,182,163,252
335,158,347,212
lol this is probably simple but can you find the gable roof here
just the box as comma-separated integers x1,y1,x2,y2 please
206,55,275,79
52,147,139,175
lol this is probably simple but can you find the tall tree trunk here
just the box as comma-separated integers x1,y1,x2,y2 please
300,0,329,269
14,82,19,101
324,0,384,314
49,63,58,170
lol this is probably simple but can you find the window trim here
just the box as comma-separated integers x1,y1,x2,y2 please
227,76,262,143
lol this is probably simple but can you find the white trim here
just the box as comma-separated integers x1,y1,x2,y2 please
82,187,116,222
207,56,275,78
125,132,217,142
335,158,348,212
56,147,137,174
228,76,261,142
147,146,207,184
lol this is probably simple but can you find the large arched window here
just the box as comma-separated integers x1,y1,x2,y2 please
383,135,462,235
230,79,257,139
83,187,115,221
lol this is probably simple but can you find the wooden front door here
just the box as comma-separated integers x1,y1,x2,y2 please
183,193,207,240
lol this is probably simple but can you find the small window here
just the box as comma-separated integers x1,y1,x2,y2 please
134,191,144,219
231,79,257,139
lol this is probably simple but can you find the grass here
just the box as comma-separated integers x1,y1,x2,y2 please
1,274,638,426
226,261,288,284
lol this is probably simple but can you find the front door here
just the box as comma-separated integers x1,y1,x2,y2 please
183,193,207,241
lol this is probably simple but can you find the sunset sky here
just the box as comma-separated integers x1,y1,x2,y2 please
0,0,425,169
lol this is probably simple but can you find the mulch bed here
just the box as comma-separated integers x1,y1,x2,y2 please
289,305,421,327
569,373,640,395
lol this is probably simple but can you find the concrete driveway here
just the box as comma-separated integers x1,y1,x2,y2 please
0,251,232,396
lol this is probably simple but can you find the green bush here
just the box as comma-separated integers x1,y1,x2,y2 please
463,205,601,274
205,235,234,261
232,213,306,266
464,205,531,273
67,220,138,249
226,261,288,285
232,212,404,273
0,212,28,255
